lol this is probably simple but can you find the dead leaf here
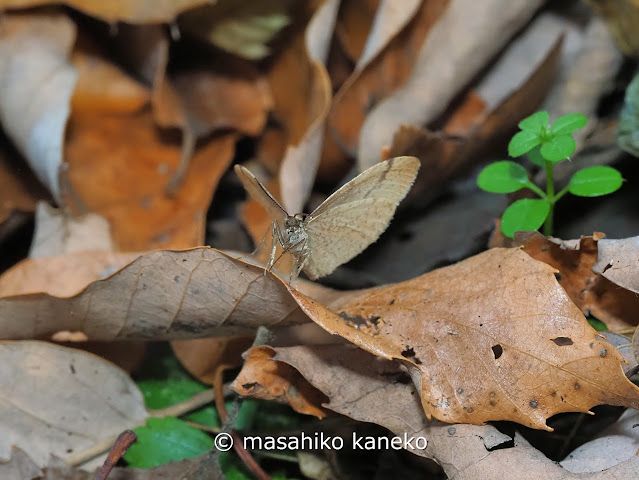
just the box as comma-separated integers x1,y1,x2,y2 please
232,345,328,418
592,236,639,294
0,250,140,297
0,0,210,23
287,248,639,429
29,202,113,258
321,0,445,181
0,11,77,203
584,0,639,55
0,341,148,467
0,446,43,480
70,34,150,115
358,0,544,170
517,232,639,330
560,408,639,473
389,12,564,207
171,336,254,384
334,0,381,63
242,343,639,478
0,248,309,340
65,111,236,251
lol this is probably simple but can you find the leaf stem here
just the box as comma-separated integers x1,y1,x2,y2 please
544,160,555,236
525,181,547,200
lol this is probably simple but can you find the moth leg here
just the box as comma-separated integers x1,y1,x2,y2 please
289,240,310,286
251,222,273,257
265,221,280,274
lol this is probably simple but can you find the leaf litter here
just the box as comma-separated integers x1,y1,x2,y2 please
1,1,639,478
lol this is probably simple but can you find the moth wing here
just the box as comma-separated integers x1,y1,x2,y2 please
234,165,289,225
302,156,420,279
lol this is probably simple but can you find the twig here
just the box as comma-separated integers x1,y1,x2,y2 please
92,430,137,480
214,364,271,480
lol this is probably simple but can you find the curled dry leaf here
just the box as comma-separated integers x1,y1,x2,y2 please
334,0,382,63
0,141,43,227
358,0,544,170
321,0,445,181
517,232,639,330
171,336,254,384
592,236,639,294
232,345,328,418
70,34,150,115
287,248,639,430
29,202,113,258
0,341,148,467
0,11,77,203
0,0,210,23
0,248,309,340
0,250,140,298
389,12,564,207
65,112,236,251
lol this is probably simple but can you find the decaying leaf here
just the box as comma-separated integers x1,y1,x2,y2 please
334,0,382,64
232,345,328,418
65,113,236,251
287,248,639,429
171,336,254,384
238,343,639,478
0,0,210,23
0,11,77,203
592,235,639,294
322,0,446,181
0,248,309,340
0,341,148,467
28,202,113,258
358,0,544,170
388,11,564,207
517,232,639,330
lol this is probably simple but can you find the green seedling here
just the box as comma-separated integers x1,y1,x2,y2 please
478,111,623,238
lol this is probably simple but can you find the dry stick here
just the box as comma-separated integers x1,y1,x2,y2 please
68,389,215,467
93,430,137,480
214,364,271,480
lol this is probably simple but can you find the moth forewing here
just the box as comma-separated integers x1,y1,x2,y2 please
301,156,420,279
235,156,420,282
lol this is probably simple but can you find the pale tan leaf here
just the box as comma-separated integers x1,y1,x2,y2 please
0,0,210,23
0,341,148,467
0,11,77,203
358,0,544,169
592,235,639,293
28,202,113,258
287,248,639,430
0,248,308,340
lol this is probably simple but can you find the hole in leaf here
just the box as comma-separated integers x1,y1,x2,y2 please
551,337,573,346
491,344,503,359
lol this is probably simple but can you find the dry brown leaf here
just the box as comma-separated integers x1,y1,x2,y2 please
358,0,544,170
65,111,236,250
0,248,309,340
584,0,639,55
29,202,113,258
171,336,254,384
592,236,639,293
334,0,381,62
0,0,209,23
232,345,328,418
321,0,445,182
0,250,140,297
70,35,150,115
517,232,639,330
249,343,639,478
1,448,215,480
0,11,76,203
287,248,639,430
0,341,148,467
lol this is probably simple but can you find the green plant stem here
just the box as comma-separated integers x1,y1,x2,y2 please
544,160,555,236
554,185,570,202
525,181,547,199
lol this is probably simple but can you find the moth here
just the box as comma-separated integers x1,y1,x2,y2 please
235,156,420,282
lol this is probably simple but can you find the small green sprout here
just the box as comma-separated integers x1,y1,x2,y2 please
477,111,623,238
